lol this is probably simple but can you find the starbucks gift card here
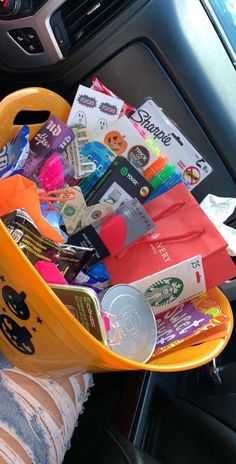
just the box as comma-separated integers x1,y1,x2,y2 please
67,85,123,132
85,156,154,207
132,255,206,314
130,98,213,190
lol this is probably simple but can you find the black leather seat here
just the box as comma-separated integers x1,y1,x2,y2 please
148,397,236,464
99,427,161,464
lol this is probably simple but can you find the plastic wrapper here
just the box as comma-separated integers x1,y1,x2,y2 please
72,262,111,292
0,125,30,179
40,201,63,237
63,126,96,179
79,142,115,197
98,198,156,255
91,77,135,116
32,152,77,191
22,115,74,178
2,209,95,283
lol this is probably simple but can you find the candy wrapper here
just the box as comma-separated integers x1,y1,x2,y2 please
72,262,111,293
154,293,229,355
2,209,95,283
0,125,30,179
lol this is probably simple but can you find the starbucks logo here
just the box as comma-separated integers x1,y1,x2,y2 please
145,278,184,307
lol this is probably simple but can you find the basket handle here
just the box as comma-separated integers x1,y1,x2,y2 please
0,87,71,149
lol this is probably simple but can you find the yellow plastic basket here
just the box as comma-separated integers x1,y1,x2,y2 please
0,88,233,377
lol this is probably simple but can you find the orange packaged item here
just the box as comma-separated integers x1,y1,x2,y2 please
0,175,64,243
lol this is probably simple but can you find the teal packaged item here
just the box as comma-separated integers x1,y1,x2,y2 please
79,141,115,197
147,172,183,201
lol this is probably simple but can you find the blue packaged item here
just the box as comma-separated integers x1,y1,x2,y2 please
0,125,30,179
79,141,115,197
87,262,111,287
41,201,68,241
72,262,111,291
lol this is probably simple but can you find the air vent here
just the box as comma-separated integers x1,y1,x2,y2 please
50,0,134,56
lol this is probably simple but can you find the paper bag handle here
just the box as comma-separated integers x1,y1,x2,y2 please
151,200,186,222
116,227,205,260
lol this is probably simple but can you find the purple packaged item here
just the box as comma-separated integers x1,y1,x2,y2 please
22,115,74,177
155,301,211,351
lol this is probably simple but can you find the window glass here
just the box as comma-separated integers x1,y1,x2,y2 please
202,0,236,63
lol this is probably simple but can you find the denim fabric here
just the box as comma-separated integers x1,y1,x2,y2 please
0,376,49,463
0,354,92,463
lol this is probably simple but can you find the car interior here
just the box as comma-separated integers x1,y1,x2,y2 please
0,0,236,463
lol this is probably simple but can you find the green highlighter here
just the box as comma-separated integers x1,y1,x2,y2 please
150,164,176,190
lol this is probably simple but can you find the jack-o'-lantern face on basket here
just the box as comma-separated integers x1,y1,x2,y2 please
104,131,128,155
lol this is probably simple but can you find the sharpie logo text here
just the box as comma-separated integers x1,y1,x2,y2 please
131,109,172,146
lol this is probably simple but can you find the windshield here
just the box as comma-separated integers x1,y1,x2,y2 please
202,0,236,64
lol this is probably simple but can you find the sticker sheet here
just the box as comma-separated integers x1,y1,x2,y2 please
96,115,159,173
67,85,124,133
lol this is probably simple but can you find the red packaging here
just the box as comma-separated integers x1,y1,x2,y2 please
91,76,135,116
